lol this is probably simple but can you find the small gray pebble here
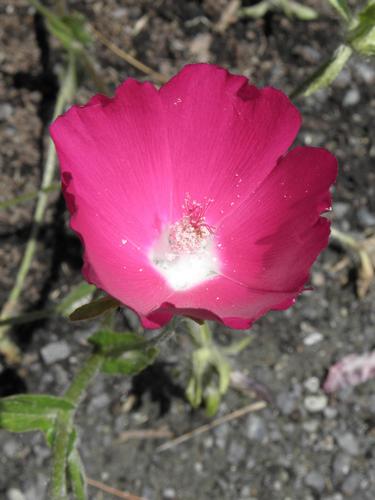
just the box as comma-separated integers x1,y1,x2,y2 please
304,377,320,393
343,88,360,106
7,490,25,500
341,473,361,496
0,103,13,121
305,471,326,493
246,414,267,442
303,332,323,346
89,393,111,410
337,433,360,456
333,202,350,219
357,208,375,227
41,341,70,365
304,394,328,412
163,488,176,499
276,392,297,415
228,440,246,464
333,453,351,483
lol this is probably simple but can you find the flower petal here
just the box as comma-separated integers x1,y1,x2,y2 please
51,79,173,252
51,80,175,315
216,147,338,291
146,275,299,329
159,63,301,223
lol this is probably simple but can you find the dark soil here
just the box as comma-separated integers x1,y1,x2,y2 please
1,1,375,499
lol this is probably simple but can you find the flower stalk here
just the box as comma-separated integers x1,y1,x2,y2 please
51,353,103,500
0,51,77,363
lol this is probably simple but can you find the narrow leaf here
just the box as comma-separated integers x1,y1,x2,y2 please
69,296,120,321
348,2,375,56
328,0,351,22
57,282,96,316
288,1,318,21
239,1,270,19
88,330,146,355
292,44,353,97
101,348,158,375
222,335,253,355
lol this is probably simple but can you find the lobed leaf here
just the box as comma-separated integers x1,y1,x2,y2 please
0,394,74,435
88,330,147,355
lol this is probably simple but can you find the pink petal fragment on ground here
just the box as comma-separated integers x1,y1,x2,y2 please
323,351,375,393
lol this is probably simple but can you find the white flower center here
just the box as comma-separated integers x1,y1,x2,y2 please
151,195,219,290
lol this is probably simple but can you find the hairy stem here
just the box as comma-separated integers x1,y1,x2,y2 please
51,353,103,500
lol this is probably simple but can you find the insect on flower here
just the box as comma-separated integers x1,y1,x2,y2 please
51,64,337,329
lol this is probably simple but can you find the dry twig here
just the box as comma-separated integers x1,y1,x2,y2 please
87,477,145,500
156,401,266,452
118,427,173,443
91,26,168,84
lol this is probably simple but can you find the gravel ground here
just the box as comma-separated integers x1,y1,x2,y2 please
1,1,375,499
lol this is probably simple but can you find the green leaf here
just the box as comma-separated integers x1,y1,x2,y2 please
102,347,159,375
56,282,96,317
287,1,318,21
30,0,91,52
328,0,351,22
0,395,74,435
61,13,92,47
88,330,147,355
293,44,353,97
348,2,375,56
69,296,120,322
239,1,270,19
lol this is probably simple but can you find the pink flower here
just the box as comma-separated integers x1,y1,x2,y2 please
51,64,337,330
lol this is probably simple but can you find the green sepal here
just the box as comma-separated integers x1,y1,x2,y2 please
69,296,120,322
102,347,159,376
203,384,221,418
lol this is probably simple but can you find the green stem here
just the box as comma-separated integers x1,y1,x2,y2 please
64,353,103,405
0,308,55,327
0,182,60,211
51,353,103,500
68,450,87,500
0,51,77,362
